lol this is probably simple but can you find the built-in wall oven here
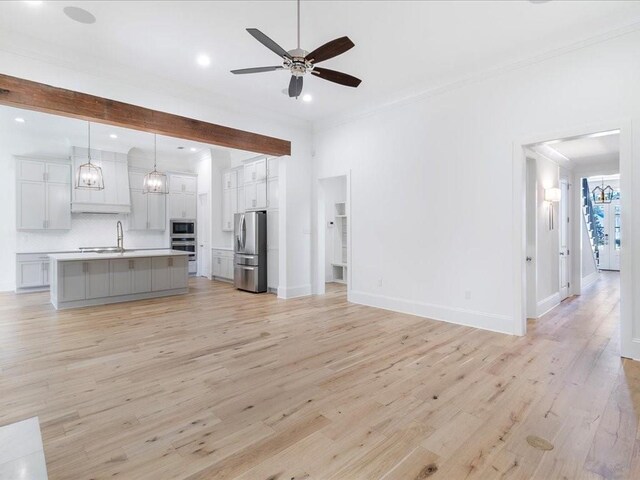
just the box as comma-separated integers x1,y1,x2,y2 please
170,219,197,274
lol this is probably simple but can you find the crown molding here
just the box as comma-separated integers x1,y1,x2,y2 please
313,20,640,133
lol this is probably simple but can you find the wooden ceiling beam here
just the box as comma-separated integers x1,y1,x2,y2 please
0,73,291,157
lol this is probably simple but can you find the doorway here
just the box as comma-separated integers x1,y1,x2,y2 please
516,125,635,357
316,174,350,296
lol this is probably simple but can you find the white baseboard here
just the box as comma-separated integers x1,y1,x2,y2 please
581,271,599,291
536,292,561,318
278,284,312,299
349,290,515,335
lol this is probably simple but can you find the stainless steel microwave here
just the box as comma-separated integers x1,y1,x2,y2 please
170,219,196,237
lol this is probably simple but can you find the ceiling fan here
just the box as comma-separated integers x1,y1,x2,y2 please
231,0,361,98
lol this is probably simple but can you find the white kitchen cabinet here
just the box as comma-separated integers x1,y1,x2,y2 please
58,260,109,302
110,258,151,295
168,173,197,220
85,260,110,299
18,159,46,182
223,170,237,190
170,174,197,194
18,262,45,289
267,158,279,178
256,179,267,209
222,189,232,231
129,171,166,231
60,261,86,302
17,181,46,230
110,258,132,296
147,194,166,230
211,249,234,281
16,253,51,291
151,256,188,290
50,252,189,309
16,157,71,231
47,183,72,230
243,158,269,211
184,193,197,219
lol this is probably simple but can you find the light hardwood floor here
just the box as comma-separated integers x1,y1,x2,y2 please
0,272,638,479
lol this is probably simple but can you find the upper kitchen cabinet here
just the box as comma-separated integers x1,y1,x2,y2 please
128,169,166,231
244,158,269,211
16,156,71,231
169,174,197,195
168,173,197,220
71,147,131,214
221,166,244,231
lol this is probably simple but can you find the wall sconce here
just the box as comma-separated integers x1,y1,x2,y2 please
544,187,561,230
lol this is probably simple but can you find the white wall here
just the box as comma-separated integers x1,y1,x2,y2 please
312,29,640,335
534,154,560,312
0,46,313,297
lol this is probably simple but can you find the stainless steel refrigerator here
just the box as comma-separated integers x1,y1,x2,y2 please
234,211,267,293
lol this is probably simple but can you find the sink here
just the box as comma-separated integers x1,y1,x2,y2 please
79,247,128,254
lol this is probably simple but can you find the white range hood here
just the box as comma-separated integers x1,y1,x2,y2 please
71,147,131,214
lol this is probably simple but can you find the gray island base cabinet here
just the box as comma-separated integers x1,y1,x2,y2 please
49,250,189,309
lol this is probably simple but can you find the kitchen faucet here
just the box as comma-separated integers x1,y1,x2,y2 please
116,221,124,252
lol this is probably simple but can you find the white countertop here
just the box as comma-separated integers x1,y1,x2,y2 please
211,246,234,251
49,249,189,261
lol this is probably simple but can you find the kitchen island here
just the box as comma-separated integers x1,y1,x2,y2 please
49,249,189,309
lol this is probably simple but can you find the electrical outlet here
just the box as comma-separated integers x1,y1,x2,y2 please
465,290,471,300
378,279,383,287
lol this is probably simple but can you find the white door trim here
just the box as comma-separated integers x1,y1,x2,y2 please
513,119,636,360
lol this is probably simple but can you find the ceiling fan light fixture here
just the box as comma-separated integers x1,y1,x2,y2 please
231,0,361,98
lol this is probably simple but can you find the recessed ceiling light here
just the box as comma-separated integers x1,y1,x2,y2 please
15,117,25,123
64,6,96,24
190,147,197,152
196,54,211,67
109,134,118,139
302,94,312,103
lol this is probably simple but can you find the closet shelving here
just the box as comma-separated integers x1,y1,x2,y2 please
331,202,348,284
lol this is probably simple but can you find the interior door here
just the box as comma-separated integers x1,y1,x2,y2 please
198,193,211,278
596,200,621,271
559,180,570,300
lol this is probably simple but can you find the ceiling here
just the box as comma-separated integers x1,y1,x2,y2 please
1,1,640,122
0,105,257,162
529,131,620,169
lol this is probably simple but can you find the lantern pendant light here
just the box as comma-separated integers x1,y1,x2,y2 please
143,134,168,194
75,121,104,190
592,177,614,205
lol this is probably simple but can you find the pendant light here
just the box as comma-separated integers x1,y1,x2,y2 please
143,134,168,194
75,121,104,190
592,177,614,205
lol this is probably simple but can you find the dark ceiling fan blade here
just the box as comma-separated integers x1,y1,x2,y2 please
246,28,292,60
306,36,355,64
311,67,361,88
231,66,284,74
288,75,303,98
